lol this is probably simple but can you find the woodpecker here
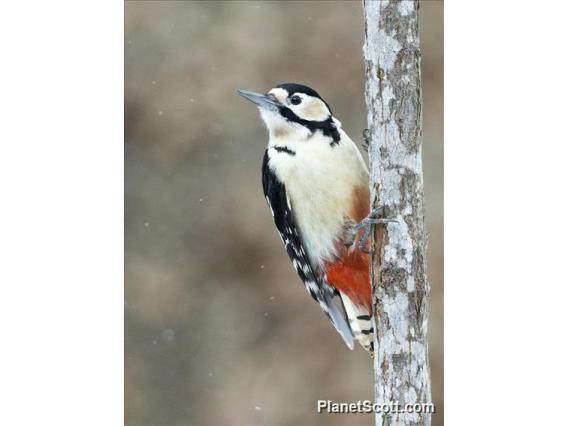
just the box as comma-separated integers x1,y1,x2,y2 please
238,83,391,352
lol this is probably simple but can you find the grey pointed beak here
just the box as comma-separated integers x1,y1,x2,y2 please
237,89,281,112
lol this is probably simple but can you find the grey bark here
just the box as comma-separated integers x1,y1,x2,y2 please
362,1,432,425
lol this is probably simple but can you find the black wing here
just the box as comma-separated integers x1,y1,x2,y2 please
261,150,354,348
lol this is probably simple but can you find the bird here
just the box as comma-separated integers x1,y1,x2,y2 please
237,83,392,353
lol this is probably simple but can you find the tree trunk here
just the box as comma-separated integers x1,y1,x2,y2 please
362,1,432,425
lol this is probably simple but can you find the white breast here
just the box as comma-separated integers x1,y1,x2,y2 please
268,129,369,270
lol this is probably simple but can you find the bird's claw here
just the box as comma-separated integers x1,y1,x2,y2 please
354,208,399,252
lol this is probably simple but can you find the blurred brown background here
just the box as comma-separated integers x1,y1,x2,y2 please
125,1,443,425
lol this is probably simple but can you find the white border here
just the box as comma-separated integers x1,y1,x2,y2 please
446,1,568,424
0,1,123,424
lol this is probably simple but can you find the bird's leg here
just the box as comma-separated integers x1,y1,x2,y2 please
353,207,398,253
362,128,371,152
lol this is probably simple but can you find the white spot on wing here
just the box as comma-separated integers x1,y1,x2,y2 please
265,196,275,217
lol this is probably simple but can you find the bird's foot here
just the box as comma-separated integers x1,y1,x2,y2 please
354,208,398,253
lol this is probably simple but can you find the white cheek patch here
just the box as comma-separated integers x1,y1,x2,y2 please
260,88,330,137
299,98,330,122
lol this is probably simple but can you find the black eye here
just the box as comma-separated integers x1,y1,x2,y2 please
290,95,302,105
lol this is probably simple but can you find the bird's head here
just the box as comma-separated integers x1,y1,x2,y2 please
237,83,341,143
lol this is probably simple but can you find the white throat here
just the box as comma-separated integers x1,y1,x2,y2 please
260,109,311,143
